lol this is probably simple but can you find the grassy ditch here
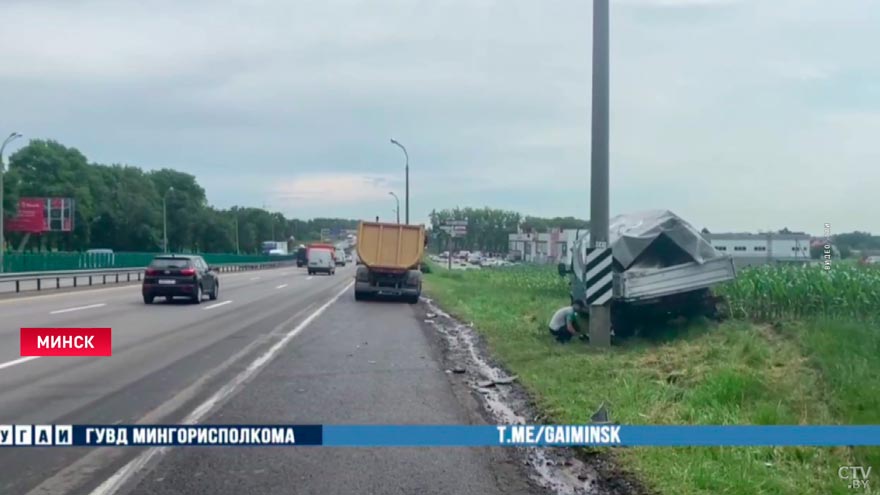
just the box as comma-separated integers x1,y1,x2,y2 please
425,264,880,495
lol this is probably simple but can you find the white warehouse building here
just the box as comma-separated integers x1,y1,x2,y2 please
704,232,811,268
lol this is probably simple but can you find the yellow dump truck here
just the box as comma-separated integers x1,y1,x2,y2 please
355,221,426,303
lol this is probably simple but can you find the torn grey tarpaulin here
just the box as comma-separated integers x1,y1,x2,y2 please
573,210,721,276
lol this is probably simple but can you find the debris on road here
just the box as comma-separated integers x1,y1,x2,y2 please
423,298,646,495
451,367,466,374
591,403,611,424
426,312,437,319
493,375,518,385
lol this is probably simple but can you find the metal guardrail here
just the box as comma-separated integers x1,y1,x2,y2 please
0,261,297,295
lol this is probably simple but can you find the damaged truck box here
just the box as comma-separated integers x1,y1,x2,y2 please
559,210,737,336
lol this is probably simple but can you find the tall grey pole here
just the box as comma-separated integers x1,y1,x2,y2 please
389,192,400,224
163,187,174,253
589,0,612,348
390,139,409,224
234,215,240,254
0,132,23,273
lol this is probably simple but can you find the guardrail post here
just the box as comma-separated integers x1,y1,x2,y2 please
127,273,130,282
89,275,93,286
37,279,41,291
115,273,119,283
103,274,107,285
74,277,77,287
56,278,60,289
16,280,20,293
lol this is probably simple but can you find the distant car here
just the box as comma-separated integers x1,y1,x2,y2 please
295,246,307,267
346,254,353,263
335,249,347,266
142,255,218,304
863,256,880,265
308,247,336,275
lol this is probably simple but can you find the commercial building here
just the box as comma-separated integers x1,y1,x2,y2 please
508,228,586,264
704,232,811,268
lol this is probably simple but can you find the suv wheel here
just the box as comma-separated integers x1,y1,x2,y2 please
143,294,154,304
209,283,219,301
192,284,203,304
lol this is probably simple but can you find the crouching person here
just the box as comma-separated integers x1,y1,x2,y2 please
548,300,587,343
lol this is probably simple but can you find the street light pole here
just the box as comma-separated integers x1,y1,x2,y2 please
0,132,23,273
389,192,400,224
234,214,240,254
163,187,174,253
389,139,409,224
589,0,612,348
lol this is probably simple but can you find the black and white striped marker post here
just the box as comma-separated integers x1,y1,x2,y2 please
585,247,613,306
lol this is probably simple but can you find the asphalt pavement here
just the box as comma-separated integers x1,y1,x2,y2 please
0,263,536,495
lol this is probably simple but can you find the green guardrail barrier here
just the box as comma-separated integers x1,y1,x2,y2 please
1,252,297,273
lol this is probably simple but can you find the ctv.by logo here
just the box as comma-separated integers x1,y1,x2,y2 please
839,466,872,490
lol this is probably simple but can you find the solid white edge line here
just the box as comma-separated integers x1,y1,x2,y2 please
89,281,354,495
203,300,233,310
306,276,313,280
0,356,41,371
49,303,106,314
275,284,288,289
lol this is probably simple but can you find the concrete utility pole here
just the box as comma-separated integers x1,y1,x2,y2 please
234,215,240,254
589,0,612,348
389,139,409,224
163,187,174,253
1,132,23,273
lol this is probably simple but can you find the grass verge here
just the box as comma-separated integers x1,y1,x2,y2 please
425,264,880,495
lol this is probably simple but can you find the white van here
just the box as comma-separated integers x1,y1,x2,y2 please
307,248,336,275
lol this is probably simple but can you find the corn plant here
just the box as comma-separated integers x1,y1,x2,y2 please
716,264,880,321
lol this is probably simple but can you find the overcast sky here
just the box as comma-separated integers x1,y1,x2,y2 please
1,0,876,234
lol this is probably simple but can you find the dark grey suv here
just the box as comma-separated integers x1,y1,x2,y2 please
142,255,219,304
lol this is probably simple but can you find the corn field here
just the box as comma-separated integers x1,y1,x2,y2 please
434,261,880,322
716,264,880,321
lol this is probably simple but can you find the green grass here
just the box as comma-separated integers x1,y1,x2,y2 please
425,264,880,495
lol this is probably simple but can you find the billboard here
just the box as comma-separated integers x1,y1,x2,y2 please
5,197,75,233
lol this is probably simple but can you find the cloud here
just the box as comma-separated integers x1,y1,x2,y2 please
272,173,397,205
0,0,877,232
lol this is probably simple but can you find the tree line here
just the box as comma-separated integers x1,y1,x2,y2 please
1,140,359,253
428,207,589,254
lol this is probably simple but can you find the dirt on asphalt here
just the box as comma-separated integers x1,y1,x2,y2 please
419,297,654,495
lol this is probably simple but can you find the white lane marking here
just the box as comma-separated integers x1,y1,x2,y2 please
50,303,106,314
306,276,313,280
275,284,288,289
90,281,353,495
0,356,41,371
250,277,261,281
203,300,232,310
27,301,323,495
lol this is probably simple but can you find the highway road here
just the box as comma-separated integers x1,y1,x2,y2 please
0,264,536,495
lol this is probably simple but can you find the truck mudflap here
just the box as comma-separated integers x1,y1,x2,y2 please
616,256,736,302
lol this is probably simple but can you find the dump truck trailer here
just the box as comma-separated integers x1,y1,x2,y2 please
561,210,736,335
355,221,425,303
